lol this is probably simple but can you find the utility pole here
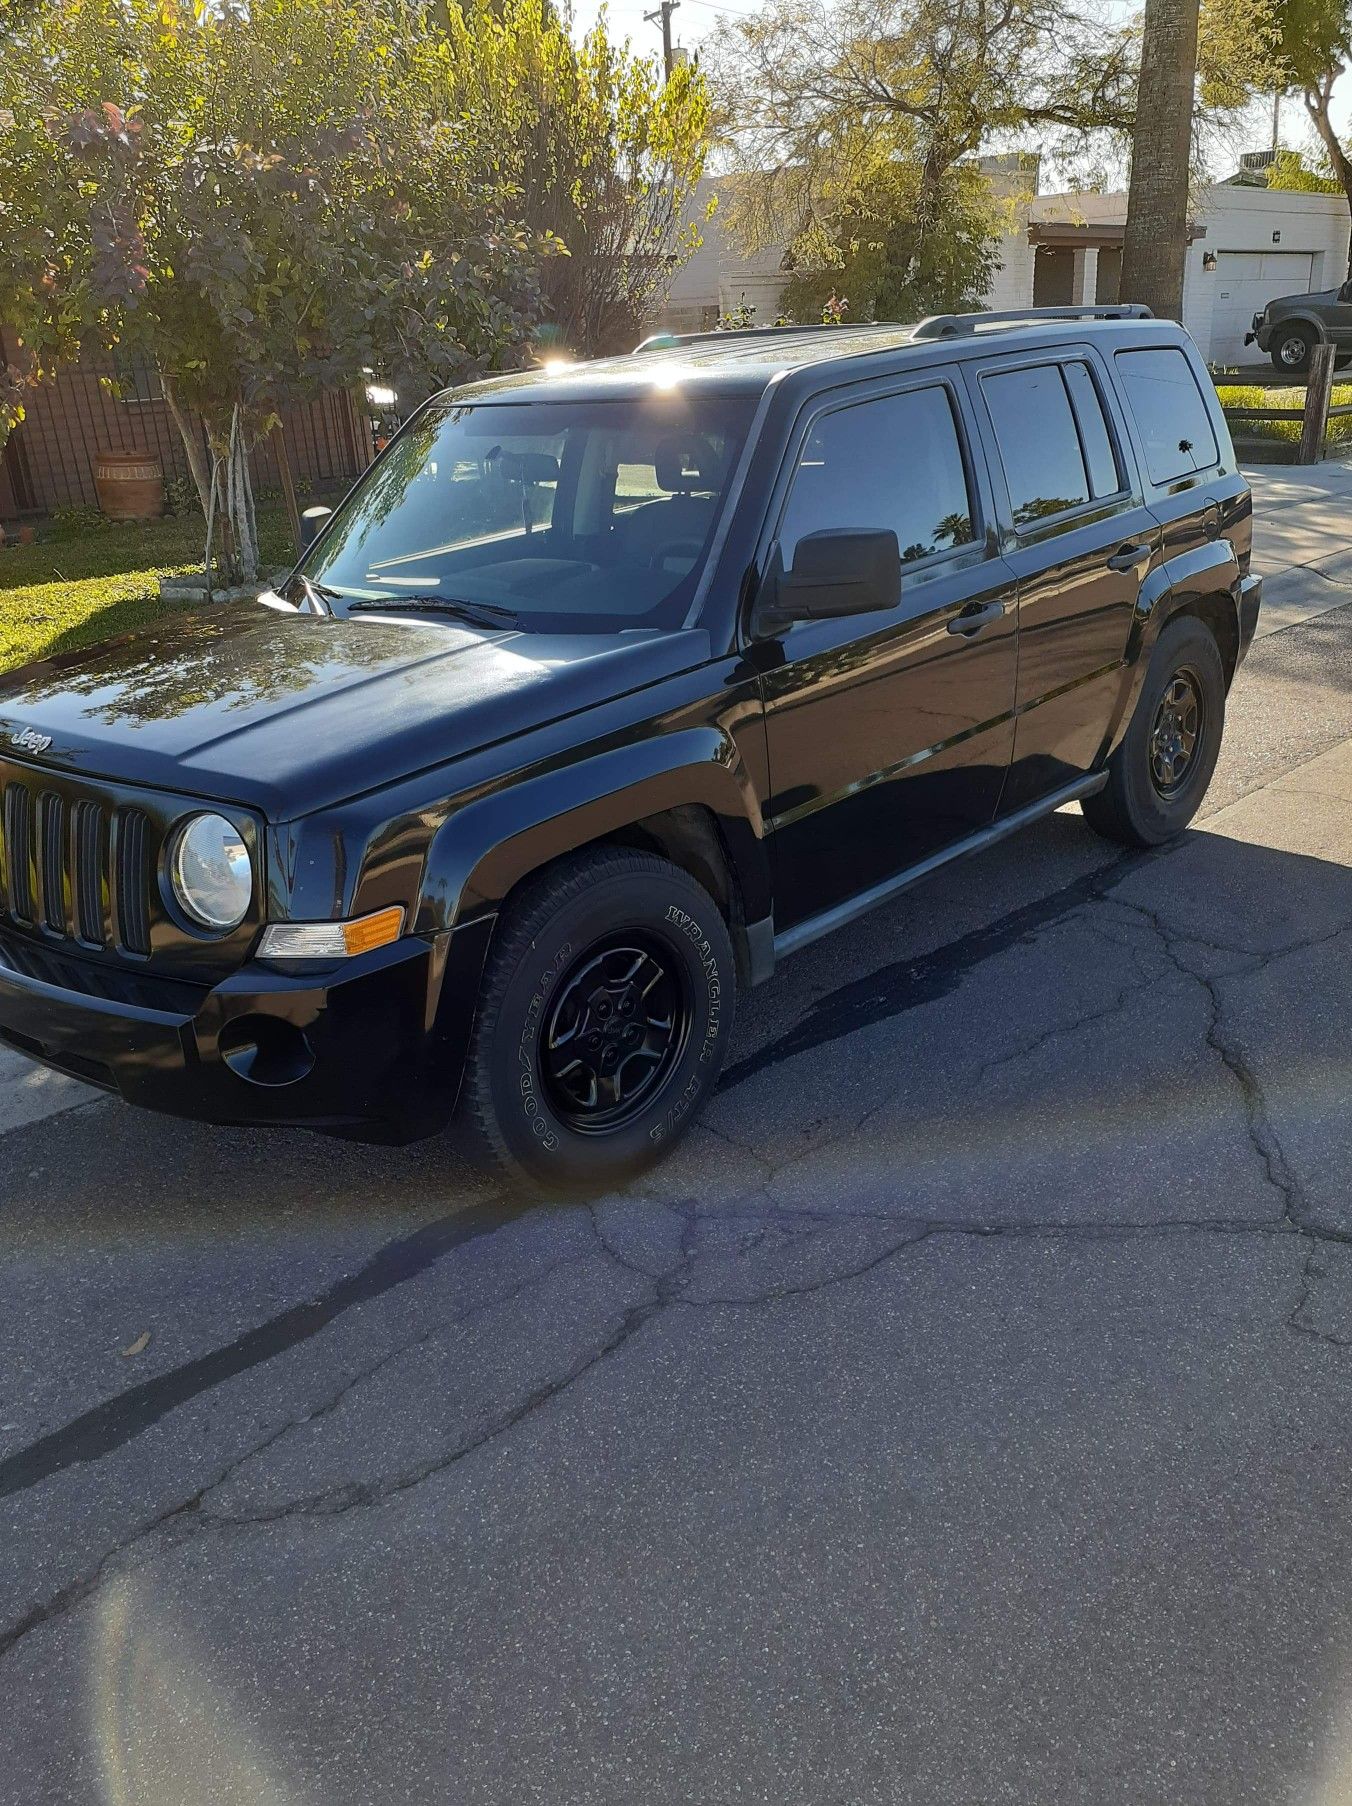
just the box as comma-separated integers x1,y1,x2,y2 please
645,0,679,78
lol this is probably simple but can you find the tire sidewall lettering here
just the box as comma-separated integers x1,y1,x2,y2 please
663,904,722,1063
514,941,572,1154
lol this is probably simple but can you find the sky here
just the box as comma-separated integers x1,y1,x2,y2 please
567,0,1352,187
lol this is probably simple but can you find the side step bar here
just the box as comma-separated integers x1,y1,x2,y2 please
772,772,1108,964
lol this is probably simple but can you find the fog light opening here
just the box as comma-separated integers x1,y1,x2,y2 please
218,1016,316,1089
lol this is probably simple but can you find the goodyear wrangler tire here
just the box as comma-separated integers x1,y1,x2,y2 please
460,849,736,1192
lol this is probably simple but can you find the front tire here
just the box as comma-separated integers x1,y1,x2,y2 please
1270,323,1316,374
1081,614,1226,848
460,849,736,1193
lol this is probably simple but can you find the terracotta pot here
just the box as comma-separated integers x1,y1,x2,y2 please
94,449,164,521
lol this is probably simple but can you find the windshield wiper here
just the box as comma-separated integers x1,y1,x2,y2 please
346,594,519,629
285,572,341,614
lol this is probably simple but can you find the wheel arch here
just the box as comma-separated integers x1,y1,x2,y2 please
416,728,774,981
1271,311,1328,344
1102,542,1243,760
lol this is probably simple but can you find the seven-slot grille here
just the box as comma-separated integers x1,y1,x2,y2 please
0,777,152,956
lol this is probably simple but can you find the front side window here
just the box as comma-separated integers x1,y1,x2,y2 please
1114,347,1220,485
982,364,1092,527
777,386,975,573
301,394,755,632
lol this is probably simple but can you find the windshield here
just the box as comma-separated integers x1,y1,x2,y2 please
301,392,756,632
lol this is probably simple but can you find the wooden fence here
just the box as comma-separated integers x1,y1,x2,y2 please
1214,344,1352,464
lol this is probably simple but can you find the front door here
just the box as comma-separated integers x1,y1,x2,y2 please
967,351,1159,811
753,377,1019,935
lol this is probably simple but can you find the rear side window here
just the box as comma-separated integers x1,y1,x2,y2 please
778,385,975,570
982,365,1091,527
1062,361,1122,498
1114,347,1219,485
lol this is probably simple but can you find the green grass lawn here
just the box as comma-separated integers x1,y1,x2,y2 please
1215,382,1352,448
0,509,292,675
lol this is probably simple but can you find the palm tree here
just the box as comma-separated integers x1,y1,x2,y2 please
1119,0,1202,321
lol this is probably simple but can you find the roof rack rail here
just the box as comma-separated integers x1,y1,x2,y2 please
911,304,1154,341
632,322,906,354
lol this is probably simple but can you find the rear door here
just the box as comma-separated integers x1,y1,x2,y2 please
1112,341,1238,580
965,348,1158,812
751,371,1019,933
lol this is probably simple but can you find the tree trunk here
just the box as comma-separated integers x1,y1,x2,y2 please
1119,0,1201,322
160,373,213,517
1304,79,1352,280
270,419,302,554
225,405,258,584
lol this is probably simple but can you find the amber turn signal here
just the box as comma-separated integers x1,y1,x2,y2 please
257,906,406,962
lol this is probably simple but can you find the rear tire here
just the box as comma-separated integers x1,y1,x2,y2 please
1270,323,1316,374
460,848,736,1193
1081,614,1226,848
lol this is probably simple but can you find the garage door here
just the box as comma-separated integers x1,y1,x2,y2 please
1210,251,1316,366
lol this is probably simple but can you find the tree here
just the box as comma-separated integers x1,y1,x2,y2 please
778,159,1006,322
1119,0,1202,318
705,0,1136,289
1270,0,1352,277
706,0,1275,322
437,0,713,355
0,0,553,581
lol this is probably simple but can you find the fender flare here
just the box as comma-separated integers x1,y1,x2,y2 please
1110,540,1242,744
414,725,771,940
1269,312,1329,345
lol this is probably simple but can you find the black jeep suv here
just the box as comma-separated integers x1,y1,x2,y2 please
0,306,1260,1190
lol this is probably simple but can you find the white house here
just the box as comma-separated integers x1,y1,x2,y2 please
658,154,1352,368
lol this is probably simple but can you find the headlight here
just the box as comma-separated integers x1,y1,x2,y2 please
169,813,252,931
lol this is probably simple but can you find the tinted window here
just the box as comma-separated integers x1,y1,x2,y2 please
1063,361,1122,498
1114,347,1219,484
983,364,1089,527
778,386,975,571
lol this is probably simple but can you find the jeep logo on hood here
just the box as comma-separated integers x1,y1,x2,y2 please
10,727,53,755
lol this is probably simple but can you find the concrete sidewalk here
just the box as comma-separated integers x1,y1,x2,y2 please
1247,458,1352,637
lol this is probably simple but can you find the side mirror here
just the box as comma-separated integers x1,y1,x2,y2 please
756,529,901,634
299,505,333,552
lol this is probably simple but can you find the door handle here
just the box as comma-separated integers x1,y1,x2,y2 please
1106,542,1150,572
946,599,1006,637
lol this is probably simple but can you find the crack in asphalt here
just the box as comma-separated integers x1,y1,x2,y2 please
0,1195,528,1505
4,808,1352,1666
0,1244,594,1662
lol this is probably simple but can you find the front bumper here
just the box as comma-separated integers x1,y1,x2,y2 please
0,922,491,1143
1245,316,1270,351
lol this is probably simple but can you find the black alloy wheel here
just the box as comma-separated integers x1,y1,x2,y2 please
540,935,691,1133
1148,667,1204,798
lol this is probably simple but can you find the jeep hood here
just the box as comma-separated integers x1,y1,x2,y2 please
0,603,711,816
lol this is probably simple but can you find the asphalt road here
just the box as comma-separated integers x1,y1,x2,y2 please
5,588,1352,1804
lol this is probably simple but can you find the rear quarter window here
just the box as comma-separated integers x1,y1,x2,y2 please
1114,347,1220,485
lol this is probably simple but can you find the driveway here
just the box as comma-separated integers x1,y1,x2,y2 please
4,490,1352,1803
